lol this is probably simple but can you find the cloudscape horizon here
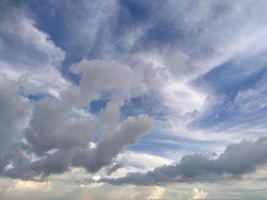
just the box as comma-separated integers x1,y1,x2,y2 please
1,1,267,199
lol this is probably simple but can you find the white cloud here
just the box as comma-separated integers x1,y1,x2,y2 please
0,9,68,95
192,188,208,200
1,3,267,200
124,151,173,171
147,186,165,200
6,180,52,192
161,78,206,115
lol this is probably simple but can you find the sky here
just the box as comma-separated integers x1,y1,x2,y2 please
1,0,267,199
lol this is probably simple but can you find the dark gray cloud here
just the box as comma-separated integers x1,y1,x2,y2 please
106,158,126,175
106,137,267,185
0,76,31,174
25,98,97,154
72,115,153,172
31,149,73,176
21,115,152,177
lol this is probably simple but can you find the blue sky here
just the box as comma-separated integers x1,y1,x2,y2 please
1,0,267,199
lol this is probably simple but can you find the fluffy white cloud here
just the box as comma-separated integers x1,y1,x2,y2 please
147,186,165,200
192,188,208,200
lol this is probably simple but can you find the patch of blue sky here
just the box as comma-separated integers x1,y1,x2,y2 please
23,0,186,67
23,1,96,77
90,98,110,115
117,0,151,27
199,61,267,99
129,22,186,53
192,55,267,129
17,86,53,102
192,96,267,131
128,132,223,156
87,89,125,115
26,92,52,102
90,133,102,145
193,105,267,131
120,94,166,120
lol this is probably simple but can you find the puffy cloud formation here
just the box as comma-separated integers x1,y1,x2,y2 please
0,76,32,175
27,114,153,176
106,137,267,185
0,9,155,178
20,58,153,177
0,4,154,177
0,8,154,176
73,115,153,173
1,2,267,200
0,53,153,178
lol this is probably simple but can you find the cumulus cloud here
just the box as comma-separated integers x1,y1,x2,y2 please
70,59,135,93
31,149,73,176
106,137,267,185
67,59,143,108
72,115,153,173
25,98,98,154
0,55,153,178
0,75,31,174
17,56,152,177
1,4,267,199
